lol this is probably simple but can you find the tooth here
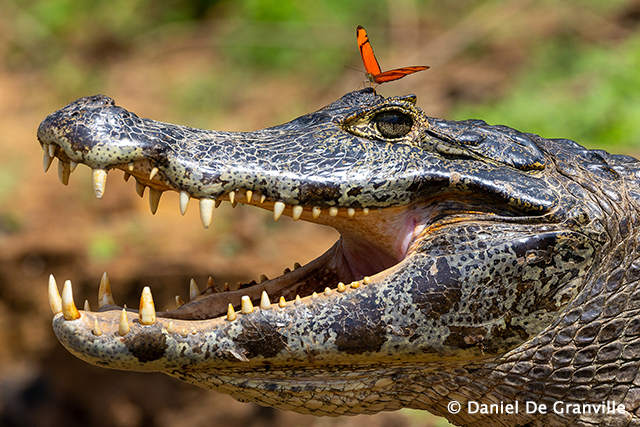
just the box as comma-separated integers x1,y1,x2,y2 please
363,208,370,216
283,267,291,274
294,262,301,270
215,199,222,208
123,172,131,182
175,295,184,307
93,319,102,336
43,145,54,172
228,191,235,205
58,160,70,185
179,191,190,215
149,167,159,180
245,190,253,203
295,295,301,304
128,162,134,171
351,282,360,289
260,194,267,203
189,279,200,301
69,161,78,172
273,202,285,221
61,280,81,320
224,283,230,292
337,282,346,292
92,169,107,199
199,198,214,229
292,205,303,221
149,188,162,214
241,295,254,314
48,144,56,158
329,207,338,217
312,292,318,299
324,287,332,296
167,321,174,333
48,275,62,315
278,296,287,307
84,300,91,312
260,274,268,283
135,180,146,197
363,276,372,285
347,208,355,218
227,303,236,321
139,287,156,325
206,276,215,289
118,309,130,336
260,291,271,310
98,272,115,308
312,206,321,219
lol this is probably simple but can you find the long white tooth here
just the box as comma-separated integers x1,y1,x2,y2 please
58,160,71,186
189,279,200,301
84,300,91,312
312,206,321,219
245,190,253,203
118,309,130,336
167,321,174,333
260,291,271,310
92,319,102,336
139,287,156,325
199,198,214,229
179,191,190,215
43,145,54,172
273,202,285,221
61,280,81,320
227,303,236,321
347,208,355,218
241,295,254,314
329,207,338,217
48,275,62,315
149,188,162,214
149,167,159,180
228,191,236,205
128,162,134,171
135,180,146,197
260,194,267,203
48,144,56,158
92,169,107,199
292,205,303,221
295,295,301,304
98,272,115,308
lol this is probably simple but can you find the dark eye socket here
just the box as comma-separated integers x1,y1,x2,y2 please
374,111,413,139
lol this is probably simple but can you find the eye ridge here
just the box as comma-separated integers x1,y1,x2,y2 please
374,111,413,139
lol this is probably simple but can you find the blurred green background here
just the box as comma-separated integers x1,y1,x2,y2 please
0,1,639,426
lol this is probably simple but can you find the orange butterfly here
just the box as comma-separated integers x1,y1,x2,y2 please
357,25,429,85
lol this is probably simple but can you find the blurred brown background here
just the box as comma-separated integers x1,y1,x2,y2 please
1,1,640,426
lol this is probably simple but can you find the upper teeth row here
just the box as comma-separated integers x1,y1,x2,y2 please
42,143,372,227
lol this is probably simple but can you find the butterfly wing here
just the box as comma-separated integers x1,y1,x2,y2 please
372,66,430,84
356,25,382,77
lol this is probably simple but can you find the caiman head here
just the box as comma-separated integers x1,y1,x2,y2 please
38,89,640,425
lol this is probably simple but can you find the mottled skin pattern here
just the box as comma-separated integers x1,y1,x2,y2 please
37,89,640,426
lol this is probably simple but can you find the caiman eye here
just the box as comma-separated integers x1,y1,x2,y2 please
374,111,413,139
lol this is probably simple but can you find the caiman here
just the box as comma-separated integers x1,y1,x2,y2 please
37,88,640,426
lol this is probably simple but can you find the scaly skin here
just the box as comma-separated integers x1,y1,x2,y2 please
38,89,640,426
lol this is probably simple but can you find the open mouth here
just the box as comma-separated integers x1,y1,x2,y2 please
43,146,431,322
